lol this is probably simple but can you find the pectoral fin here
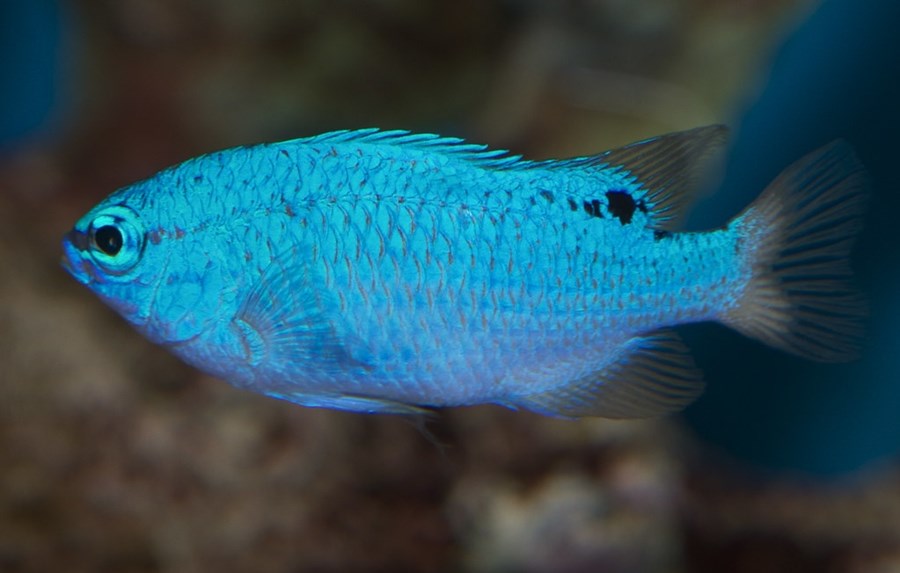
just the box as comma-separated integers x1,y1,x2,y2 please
233,251,373,378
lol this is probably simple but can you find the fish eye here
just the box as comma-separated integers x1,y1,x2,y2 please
93,225,123,256
87,205,145,275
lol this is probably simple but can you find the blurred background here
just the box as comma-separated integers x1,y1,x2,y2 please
2,0,900,571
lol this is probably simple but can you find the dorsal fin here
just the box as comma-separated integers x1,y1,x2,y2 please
284,125,727,203
552,125,728,230
287,128,528,169
285,126,726,229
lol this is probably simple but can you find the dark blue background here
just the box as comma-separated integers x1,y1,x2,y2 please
0,0,64,150
684,0,900,475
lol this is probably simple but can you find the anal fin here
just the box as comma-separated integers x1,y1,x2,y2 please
512,330,705,419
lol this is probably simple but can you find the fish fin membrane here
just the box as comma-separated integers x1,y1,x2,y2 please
234,252,373,377
289,128,526,169
581,125,728,230
722,140,869,362
263,390,433,416
511,330,705,419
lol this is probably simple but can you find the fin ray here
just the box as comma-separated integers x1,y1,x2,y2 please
234,251,373,376
722,140,868,362
287,128,526,169
285,126,727,197
585,125,728,229
510,330,705,419
263,390,431,415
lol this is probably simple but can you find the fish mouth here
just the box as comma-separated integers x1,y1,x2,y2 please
64,228,90,251
61,230,94,285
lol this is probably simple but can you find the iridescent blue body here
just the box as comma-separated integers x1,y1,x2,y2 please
62,127,867,417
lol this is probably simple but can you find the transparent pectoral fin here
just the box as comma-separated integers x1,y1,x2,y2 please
233,251,373,378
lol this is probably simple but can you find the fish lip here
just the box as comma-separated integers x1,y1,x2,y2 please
60,231,93,285
59,253,75,274
64,228,91,251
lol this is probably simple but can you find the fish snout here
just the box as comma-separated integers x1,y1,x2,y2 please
61,229,94,284
64,228,90,251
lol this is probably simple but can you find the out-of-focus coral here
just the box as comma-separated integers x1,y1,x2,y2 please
448,420,683,573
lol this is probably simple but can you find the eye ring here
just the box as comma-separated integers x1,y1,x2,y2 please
87,205,145,275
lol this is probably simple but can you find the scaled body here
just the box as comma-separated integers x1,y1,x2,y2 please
62,127,867,417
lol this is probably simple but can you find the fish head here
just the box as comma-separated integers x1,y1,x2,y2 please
62,179,216,346
63,195,152,310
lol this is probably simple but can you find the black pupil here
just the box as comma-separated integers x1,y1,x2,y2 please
94,225,123,256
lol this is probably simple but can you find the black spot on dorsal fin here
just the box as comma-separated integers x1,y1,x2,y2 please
584,125,728,230
606,190,638,225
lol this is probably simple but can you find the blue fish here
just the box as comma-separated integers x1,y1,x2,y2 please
61,126,867,417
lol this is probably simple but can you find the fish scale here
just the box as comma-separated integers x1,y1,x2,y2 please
63,125,867,418
295,147,706,404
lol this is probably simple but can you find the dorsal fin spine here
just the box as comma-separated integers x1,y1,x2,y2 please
283,128,530,170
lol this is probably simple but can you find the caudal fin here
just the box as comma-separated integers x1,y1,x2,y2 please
722,141,868,362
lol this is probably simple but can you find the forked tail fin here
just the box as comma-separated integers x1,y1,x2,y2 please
722,141,868,362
